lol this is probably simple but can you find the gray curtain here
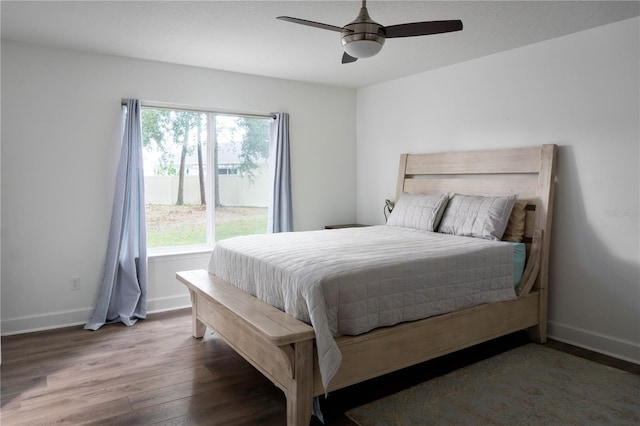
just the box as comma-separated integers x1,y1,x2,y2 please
268,112,294,233
85,99,148,331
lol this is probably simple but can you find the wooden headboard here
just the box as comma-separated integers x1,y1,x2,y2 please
396,144,557,298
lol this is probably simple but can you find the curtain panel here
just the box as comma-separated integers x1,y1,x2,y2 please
268,112,294,233
85,99,148,331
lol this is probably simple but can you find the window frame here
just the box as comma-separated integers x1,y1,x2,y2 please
138,102,274,255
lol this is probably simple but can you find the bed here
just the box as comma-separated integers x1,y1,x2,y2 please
177,144,557,425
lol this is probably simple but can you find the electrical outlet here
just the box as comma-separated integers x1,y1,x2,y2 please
70,276,81,291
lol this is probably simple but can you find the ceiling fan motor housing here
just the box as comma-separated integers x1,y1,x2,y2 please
341,22,385,58
341,5,385,58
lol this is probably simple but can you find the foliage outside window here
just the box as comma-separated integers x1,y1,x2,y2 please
141,107,271,251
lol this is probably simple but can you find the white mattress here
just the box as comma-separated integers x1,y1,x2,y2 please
208,225,517,391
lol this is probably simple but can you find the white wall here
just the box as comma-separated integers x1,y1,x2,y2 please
1,41,356,334
356,18,640,363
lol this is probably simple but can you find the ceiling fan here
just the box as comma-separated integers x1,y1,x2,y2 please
277,0,463,64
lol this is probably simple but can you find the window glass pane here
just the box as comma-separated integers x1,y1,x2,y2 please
214,115,269,241
141,107,270,251
142,108,208,249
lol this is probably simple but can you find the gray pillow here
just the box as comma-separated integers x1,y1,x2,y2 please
438,194,517,240
386,193,450,232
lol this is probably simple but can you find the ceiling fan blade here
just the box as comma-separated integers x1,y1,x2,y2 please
276,16,346,33
384,20,463,38
342,52,358,64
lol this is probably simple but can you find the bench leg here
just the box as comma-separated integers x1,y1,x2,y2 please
286,340,313,426
189,289,207,338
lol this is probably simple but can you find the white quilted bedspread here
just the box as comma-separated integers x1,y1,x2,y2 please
208,225,516,391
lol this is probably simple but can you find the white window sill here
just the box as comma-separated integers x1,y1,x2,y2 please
148,247,213,262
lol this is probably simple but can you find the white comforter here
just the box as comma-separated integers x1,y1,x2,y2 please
208,225,516,391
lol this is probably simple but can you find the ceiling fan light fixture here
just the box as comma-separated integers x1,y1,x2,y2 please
343,38,383,58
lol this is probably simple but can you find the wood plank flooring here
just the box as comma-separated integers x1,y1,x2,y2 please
2,309,638,425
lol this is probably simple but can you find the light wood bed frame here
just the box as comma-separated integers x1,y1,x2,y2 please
177,144,557,426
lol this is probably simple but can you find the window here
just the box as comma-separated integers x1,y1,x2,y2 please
141,106,272,251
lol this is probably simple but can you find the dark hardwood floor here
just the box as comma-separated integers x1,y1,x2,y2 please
2,309,638,425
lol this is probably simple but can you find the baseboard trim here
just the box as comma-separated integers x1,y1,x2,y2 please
1,294,192,336
548,320,640,365
147,294,191,314
1,307,93,336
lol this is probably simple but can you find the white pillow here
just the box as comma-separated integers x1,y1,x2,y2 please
386,193,450,232
438,194,517,240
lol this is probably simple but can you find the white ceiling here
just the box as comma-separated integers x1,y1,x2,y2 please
2,1,638,88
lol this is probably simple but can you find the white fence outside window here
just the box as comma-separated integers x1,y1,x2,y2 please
145,173,268,207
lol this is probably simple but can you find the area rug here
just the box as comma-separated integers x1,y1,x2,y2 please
345,344,640,425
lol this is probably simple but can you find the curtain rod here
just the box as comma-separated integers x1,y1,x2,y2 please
120,99,276,119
